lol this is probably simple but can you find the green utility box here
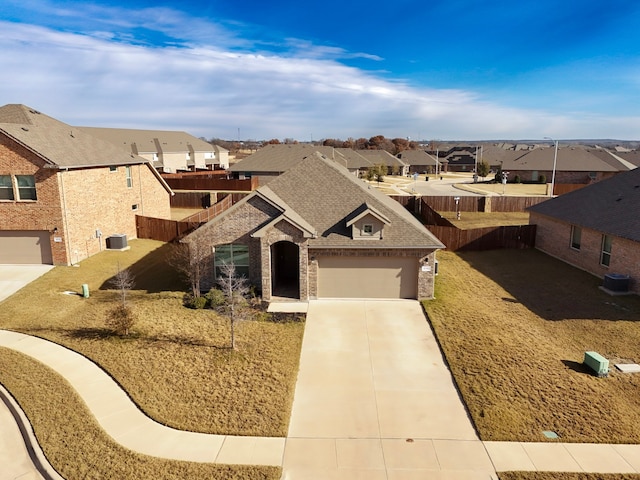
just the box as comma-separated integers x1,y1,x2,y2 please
81,284,90,298
584,351,609,377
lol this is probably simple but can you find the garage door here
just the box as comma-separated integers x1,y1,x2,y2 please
0,231,53,264
317,256,417,299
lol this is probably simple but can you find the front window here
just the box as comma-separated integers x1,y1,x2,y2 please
125,166,132,188
16,175,36,200
0,175,14,200
215,244,249,279
363,224,374,235
600,235,612,267
570,225,581,250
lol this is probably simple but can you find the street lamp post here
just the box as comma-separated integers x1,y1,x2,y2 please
454,196,460,220
544,137,558,197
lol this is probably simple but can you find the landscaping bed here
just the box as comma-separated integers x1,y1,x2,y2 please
424,249,640,444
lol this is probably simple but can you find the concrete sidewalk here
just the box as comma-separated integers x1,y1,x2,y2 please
1,300,640,479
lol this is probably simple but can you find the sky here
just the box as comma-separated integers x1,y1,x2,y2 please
2,0,640,141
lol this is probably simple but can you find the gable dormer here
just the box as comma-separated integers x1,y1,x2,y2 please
345,203,390,240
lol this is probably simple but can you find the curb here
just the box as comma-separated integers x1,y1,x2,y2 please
0,382,66,480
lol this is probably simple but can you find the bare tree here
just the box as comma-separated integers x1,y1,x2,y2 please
216,262,250,350
106,264,136,336
168,241,211,297
109,263,135,307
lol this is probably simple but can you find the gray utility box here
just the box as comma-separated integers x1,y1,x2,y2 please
106,234,128,250
603,273,630,292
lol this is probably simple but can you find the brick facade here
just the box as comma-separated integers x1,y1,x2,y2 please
1,135,171,265
531,212,640,295
186,193,438,300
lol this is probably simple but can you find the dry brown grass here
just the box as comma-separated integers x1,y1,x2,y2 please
0,348,280,480
424,249,640,443
440,211,530,229
0,239,304,437
499,473,640,480
170,207,203,220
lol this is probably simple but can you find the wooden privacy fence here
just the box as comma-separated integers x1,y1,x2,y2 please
163,176,258,192
137,195,235,242
427,225,537,251
419,195,548,213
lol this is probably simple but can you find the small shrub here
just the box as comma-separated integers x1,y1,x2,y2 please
106,304,136,336
205,288,226,308
539,174,546,184
183,293,208,309
514,175,521,184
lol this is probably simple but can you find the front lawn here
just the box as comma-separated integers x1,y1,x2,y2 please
425,249,640,444
0,239,304,479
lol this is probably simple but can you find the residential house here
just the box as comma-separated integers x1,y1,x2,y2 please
441,147,476,172
499,146,632,185
0,105,172,265
396,150,440,174
228,144,371,185
528,167,640,295
356,149,409,176
80,127,230,172
184,152,444,301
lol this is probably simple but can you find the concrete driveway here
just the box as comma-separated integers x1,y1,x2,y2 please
0,265,53,303
283,300,496,479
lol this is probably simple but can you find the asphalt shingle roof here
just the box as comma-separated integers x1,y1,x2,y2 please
249,152,444,249
79,127,217,154
0,104,146,168
528,167,640,242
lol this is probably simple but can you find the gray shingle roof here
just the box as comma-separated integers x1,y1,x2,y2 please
0,104,147,168
357,149,407,167
501,146,620,172
228,144,375,173
79,127,215,154
257,153,443,249
396,150,439,166
528,167,640,242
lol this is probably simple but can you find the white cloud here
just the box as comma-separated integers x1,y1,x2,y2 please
1,15,639,140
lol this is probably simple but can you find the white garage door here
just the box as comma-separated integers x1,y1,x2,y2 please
0,231,53,264
317,256,417,299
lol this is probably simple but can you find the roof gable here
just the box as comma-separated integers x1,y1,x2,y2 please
346,203,391,227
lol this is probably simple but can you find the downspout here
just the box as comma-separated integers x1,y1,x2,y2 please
138,164,145,215
58,169,73,265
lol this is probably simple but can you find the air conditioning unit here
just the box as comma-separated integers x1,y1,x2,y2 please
106,234,128,250
603,273,630,292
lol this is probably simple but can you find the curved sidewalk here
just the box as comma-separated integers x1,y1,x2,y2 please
2,306,640,479
0,330,285,467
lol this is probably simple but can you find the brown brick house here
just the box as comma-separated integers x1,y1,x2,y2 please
528,167,640,295
0,104,172,265
184,152,444,301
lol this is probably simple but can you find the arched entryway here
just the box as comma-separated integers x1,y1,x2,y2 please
271,241,300,299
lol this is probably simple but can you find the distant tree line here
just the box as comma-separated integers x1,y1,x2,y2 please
322,135,419,155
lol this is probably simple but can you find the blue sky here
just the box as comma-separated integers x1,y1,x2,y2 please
2,0,640,141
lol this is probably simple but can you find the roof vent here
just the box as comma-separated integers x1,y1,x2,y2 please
21,127,29,131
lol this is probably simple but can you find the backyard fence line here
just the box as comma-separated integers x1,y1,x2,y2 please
427,225,537,251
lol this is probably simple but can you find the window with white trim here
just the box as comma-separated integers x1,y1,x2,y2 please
600,234,612,267
570,225,581,250
0,175,14,200
363,224,374,235
16,175,37,200
125,166,132,188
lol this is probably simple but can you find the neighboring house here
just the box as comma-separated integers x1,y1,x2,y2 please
357,149,409,176
184,152,444,301
80,127,230,172
396,150,440,174
442,147,476,172
228,144,370,184
499,146,633,184
0,104,172,265
528,167,640,295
